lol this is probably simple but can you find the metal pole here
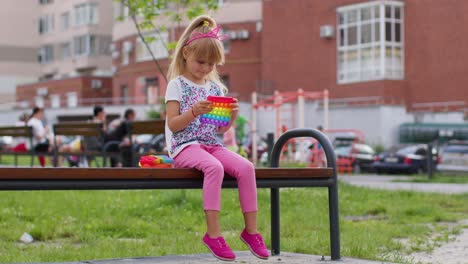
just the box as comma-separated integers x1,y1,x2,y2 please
266,133,274,164
270,187,280,255
270,128,340,260
427,143,433,180
252,92,258,164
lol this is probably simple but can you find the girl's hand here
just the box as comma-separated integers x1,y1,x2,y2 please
192,100,213,116
231,98,239,119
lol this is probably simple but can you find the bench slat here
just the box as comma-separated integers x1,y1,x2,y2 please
0,167,332,180
130,120,165,135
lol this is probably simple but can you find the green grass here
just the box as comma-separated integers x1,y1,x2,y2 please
393,173,468,184
0,183,467,262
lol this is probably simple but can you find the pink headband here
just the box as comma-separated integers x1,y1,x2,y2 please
184,25,228,46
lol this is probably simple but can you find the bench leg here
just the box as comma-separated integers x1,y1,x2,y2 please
270,187,280,255
328,184,341,260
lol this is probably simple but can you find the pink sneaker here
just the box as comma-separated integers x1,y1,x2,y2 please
240,229,270,259
202,233,236,261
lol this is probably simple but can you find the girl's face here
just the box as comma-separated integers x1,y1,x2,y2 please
183,50,215,84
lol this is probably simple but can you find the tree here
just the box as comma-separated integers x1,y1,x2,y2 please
117,0,221,82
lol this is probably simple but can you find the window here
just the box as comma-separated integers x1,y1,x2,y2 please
61,12,70,31
50,95,60,108
114,2,129,20
74,3,99,26
67,92,78,108
39,0,53,4
38,45,54,64
136,32,169,61
337,1,404,84
60,42,71,60
121,43,130,65
120,85,129,104
220,28,230,53
35,97,45,108
73,35,96,56
39,14,54,34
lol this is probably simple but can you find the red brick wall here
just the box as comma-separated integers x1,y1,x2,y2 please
113,21,261,102
404,0,468,110
262,0,468,110
16,76,112,108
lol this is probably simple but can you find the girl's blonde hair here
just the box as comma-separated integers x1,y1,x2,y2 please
167,15,227,93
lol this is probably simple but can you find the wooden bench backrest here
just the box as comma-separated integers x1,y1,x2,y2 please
128,120,165,136
0,126,33,137
53,122,103,137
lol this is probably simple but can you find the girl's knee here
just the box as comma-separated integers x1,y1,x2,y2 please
237,161,255,176
204,161,224,178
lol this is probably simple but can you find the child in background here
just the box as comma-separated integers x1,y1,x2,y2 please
165,15,269,261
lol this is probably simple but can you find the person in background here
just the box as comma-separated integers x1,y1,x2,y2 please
27,107,50,167
105,108,136,167
11,113,30,152
82,105,107,167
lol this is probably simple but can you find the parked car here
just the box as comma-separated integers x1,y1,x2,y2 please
334,143,376,173
437,141,468,173
373,144,438,174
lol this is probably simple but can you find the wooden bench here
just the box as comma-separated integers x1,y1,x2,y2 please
52,122,105,167
0,125,35,166
127,119,166,166
0,128,341,260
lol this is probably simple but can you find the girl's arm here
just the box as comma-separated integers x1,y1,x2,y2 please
218,98,239,134
166,100,213,132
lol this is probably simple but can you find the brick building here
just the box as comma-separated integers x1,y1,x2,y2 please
11,0,468,145
110,0,467,112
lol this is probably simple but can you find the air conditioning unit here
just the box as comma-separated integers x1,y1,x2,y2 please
237,30,249,40
123,41,133,53
320,25,334,39
91,79,103,89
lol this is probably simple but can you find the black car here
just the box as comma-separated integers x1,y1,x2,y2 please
374,144,438,174
334,143,376,173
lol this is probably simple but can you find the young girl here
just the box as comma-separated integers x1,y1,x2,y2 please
165,15,269,261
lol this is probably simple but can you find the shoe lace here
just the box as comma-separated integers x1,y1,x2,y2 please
216,237,227,248
254,234,265,246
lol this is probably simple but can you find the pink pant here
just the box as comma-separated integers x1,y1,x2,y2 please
174,144,258,213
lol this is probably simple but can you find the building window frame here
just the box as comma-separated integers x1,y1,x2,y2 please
67,92,78,108
60,42,71,60
73,35,96,56
38,45,54,64
74,3,99,27
336,0,404,84
39,14,54,35
61,12,70,31
50,94,61,108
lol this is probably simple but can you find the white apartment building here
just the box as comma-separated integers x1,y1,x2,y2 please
0,1,40,108
3,0,114,109
37,0,114,79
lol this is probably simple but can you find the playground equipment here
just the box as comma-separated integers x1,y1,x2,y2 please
251,89,329,163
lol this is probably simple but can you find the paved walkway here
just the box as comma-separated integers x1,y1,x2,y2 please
35,252,390,264
339,175,468,194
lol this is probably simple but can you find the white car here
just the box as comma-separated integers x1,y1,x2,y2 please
437,141,468,173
